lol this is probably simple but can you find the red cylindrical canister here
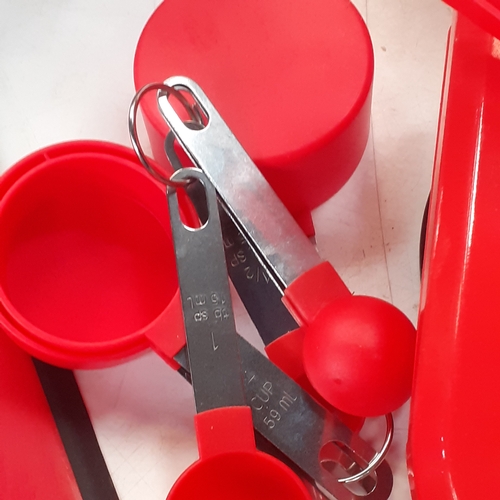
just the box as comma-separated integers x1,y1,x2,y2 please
134,0,374,235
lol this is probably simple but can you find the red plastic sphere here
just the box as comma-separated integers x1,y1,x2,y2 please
302,295,416,417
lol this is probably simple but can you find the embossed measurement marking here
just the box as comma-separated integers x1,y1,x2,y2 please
247,377,298,430
185,291,230,322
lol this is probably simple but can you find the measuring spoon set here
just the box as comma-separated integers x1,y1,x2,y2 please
0,76,418,499
130,76,417,498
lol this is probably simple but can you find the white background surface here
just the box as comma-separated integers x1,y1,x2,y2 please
0,1,452,499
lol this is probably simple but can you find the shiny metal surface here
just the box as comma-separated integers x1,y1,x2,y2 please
338,414,393,484
165,127,299,345
158,76,322,291
167,167,246,412
167,167,392,497
165,147,394,487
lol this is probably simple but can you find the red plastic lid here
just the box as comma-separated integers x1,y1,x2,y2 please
134,0,373,234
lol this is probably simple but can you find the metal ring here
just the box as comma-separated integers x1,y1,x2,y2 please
338,413,394,484
168,166,205,192
128,82,203,187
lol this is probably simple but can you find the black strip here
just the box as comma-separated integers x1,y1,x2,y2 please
33,359,119,500
419,194,430,275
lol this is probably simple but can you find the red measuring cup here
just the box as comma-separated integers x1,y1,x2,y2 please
0,141,185,368
165,166,310,500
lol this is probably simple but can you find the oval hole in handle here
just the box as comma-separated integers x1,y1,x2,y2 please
319,440,377,496
168,167,214,231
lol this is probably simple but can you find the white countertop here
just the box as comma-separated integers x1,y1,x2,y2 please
0,1,452,498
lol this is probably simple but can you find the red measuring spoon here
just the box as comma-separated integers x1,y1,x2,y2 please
158,76,417,417
166,166,310,500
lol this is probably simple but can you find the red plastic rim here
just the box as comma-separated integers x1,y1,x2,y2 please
167,451,311,500
0,141,179,367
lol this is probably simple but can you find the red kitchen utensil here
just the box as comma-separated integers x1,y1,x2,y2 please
0,140,393,499
134,0,374,235
0,141,180,367
408,12,500,499
157,76,417,418
166,166,310,500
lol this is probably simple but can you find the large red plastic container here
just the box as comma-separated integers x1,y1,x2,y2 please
408,12,500,499
134,0,374,235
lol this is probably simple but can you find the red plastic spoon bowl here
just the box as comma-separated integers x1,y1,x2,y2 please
168,408,311,500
